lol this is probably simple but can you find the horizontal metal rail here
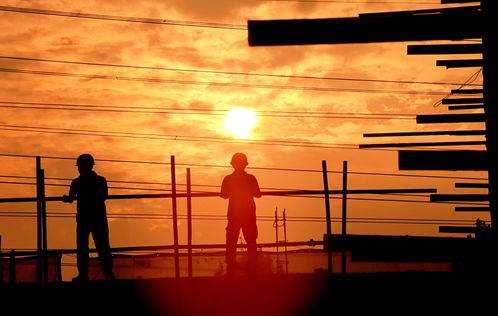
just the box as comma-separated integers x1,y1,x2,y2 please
0,240,324,257
0,188,437,203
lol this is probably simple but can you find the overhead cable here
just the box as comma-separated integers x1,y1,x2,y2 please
0,5,246,30
0,55,481,87
0,67,449,95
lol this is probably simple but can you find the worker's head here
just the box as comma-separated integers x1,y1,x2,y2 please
76,153,95,174
230,152,248,171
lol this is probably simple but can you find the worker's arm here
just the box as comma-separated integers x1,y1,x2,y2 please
98,177,108,202
252,175,262,198
220,177,230,199
62,179,77,203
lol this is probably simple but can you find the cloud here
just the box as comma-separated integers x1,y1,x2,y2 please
165,0,262,20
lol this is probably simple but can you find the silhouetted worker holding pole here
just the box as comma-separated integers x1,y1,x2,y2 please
221,153,261,276
62,154,115,281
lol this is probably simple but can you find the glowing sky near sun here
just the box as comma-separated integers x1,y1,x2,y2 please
224,108,258,139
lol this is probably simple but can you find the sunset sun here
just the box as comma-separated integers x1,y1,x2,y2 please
224,108,257,139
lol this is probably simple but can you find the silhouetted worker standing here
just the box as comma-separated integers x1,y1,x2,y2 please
221,153,261,275
63,154,115,281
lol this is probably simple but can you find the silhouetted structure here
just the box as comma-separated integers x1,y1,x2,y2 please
221,153,261,275
62,154,115,281
248,0,498,251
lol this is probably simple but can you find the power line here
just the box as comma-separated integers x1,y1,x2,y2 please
0,183,485,205
0,178,437,198
0,175,486,206
433,69,483,107
0,174,487,194
0,210,484,226
0,67,450,95
0,101,416,119
0,180,176,192
0,56,480,87
0,124,486,153
0,152,488,181
0,214,480,227
0,6,246,30
0,123,363,150
0,174,488,197
0,175,240,194
0,174,216,188
0,101,416,116
2,213,479,226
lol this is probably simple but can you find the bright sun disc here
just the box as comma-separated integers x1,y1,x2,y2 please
224,108,257,139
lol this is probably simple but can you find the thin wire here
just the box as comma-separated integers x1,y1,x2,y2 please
0,179,436,199
433,68,483,107
0,6,246,30
0,152,488,181
0,178,486,205
0,210,484,226
8,210,479,222
2,121,484,152
0,124,362,150
0,101,417,118
0,215,479,226
1,213,482,227
0,56,480,87
0,174,216,187
0,126,485,154
0,68,450,95
0,174,488,195
0,176,238,194
0,180,174,191
0,105,415,120
0,173,484,196
0,186,485,205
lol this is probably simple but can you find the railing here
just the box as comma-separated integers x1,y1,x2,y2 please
0,155,437,282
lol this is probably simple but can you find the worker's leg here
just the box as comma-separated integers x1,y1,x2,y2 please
92,218,115,280
76,217,90,280
226,221,241,275
242,222,258,275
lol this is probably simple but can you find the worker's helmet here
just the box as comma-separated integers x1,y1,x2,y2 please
230,153,248,166
76,153,95,166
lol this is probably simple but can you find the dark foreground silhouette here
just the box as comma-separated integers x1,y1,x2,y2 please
2,272,495,316
63,153,115,281
221,153,261,276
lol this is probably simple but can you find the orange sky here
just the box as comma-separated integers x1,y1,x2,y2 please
0,0,488,260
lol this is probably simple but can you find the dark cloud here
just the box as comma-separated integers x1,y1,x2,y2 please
51,36,79,46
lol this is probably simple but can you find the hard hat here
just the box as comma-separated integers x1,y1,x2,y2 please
76,153,95,166
230,153,248,166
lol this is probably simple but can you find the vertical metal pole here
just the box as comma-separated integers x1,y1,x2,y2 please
40,169,48,282
322,160,332,274
35,156,43,282
274,207,279,272
170,155,180,278
283,208,289,274
186,168,193,278
9,250,16,284
56,252,63,282
341,161,348,274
